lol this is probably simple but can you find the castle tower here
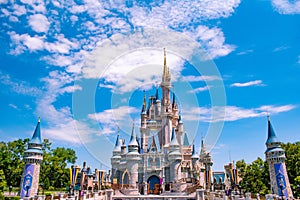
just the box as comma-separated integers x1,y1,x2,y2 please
200,138,213,191
126,124,140,188
20,118,43,198
159,48,172,148
265,117,293,198
111,131,121,183
168,128,182,182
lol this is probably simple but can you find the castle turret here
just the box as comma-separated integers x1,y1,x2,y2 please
155,87,161,117
191,143,199,163
126,124,140,188
20,118,43,198
159,48,172,148
265,117,293,198
200,138,213,191
111,131,122,183
168,128,182,182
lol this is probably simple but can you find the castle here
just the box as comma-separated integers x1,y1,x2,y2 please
110,49,215,194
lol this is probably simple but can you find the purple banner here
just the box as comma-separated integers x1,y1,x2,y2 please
274,163,288,198
20,164,35,199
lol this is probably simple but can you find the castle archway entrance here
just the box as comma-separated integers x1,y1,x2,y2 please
147,175,161,194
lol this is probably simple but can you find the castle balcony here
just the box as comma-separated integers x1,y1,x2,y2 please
147,120,158,129
146,166,162,172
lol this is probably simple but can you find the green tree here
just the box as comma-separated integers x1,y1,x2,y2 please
40,145,77,190
237,142,300,197
282,142,300,198
236,157,270,195
0,169,7,192
0,139,29,188
0,138,77,192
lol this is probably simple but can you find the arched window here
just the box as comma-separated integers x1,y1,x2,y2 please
155,157,160,167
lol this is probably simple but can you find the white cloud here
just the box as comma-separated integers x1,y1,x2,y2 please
59,85,82,94
9,32,45,53
237,49,253,55
272,0,300,14
182,75,221,82
184,26,236,59
257,105,296,114
230,80,265,87
86,46,186,93
9,16,18,22
9,103,18,109
273,45,290,52
28,14,50,33
0,71,41,96
182,104,296,122
20,0,46,13
12,4,26,16
37,70,96,144
126,0,240,28
188,86,210,93
88,106,139,135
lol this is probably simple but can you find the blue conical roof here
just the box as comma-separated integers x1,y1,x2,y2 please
29,118,42,145
170,128,179,146
191,143,199,159
266,117,278,144
183,132,189,146
128,124,138,146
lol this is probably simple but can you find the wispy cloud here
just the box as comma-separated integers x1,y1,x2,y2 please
181,75,221,82
0,71,41,96
273,45,290,52
237,49,253,55
272,0,300,14
188,86,210,93
8,103,18,110
182,104,296,122
88,106,139,135
230,80,265,87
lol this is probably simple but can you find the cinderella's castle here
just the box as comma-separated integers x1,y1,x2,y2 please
110,49,214,194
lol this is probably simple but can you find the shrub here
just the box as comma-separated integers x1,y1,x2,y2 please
4,196,20,200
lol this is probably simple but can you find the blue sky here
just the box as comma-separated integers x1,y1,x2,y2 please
1,0,300,171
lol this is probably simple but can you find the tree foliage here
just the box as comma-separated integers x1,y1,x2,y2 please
40,140,77,189
281,142,300,198
236,157,270,195
236,142,300,197
0,138,77,191
0,139,29,188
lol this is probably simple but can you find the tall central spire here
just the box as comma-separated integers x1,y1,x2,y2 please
163,48,167,76
162,48,171,83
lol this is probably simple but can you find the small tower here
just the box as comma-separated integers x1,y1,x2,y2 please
111,130,121,183
200,138,213,191
168,128,182,182
126,124,140,188
265,117,293,198
20,118,43,198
